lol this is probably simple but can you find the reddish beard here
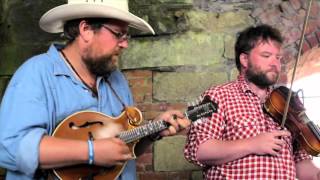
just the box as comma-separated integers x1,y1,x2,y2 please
246,65,279,88
83,54,118,76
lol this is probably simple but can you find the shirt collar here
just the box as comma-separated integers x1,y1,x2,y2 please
48,43,104,85
47,44,73,77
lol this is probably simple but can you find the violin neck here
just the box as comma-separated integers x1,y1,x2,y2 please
307,121,320,141
299,113,320,140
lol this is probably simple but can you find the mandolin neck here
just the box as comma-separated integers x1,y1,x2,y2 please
117,120,169,143
117,97,215,144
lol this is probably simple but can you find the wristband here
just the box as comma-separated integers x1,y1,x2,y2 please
88,140,94,165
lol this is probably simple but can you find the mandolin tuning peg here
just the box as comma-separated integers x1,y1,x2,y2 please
192,101,197,107
187,101,191,107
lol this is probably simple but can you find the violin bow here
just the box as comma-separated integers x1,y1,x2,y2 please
281,0,313,127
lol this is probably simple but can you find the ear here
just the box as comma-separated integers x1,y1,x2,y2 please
78,20,94,43
239,53,249,70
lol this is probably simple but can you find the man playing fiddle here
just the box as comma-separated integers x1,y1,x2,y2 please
184,24,320,180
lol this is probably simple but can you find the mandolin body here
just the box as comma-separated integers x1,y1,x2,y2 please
52,107,143,180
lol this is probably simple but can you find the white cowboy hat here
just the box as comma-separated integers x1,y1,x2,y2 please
39,0,155,34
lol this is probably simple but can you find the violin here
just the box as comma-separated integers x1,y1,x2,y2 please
264,86,320,156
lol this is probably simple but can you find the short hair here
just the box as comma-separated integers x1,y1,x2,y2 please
63,18,109,44
234,24,283,71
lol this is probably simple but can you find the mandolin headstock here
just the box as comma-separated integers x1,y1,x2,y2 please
186,95,218,122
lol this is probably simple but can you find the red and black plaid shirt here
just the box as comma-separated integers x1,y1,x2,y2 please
184,75,311,180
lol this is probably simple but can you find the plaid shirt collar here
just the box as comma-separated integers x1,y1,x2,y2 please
236,74,273,98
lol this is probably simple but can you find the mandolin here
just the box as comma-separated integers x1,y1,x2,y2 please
51,96,217,180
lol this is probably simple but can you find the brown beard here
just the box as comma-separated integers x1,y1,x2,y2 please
246,63,279,88
83,54,117,76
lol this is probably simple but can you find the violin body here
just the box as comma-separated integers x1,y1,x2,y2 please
264,86,320,156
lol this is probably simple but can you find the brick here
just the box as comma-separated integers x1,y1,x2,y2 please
131,86,153,95
301,0,308,9
127,78,148,87
166,171,192,180
138,171,194,180
168,103,187,110
289,0,301,10
136,152,153,172
305,33,319,49
282,47,296,65
302,41,311,54
296,9,306,23
280,1,297,18
136,163,146,172
305,19,319,36
310,0,320,18
123,70,152,79
138,172,168,180
315,29,320,42
131,86,153,103
284,27,301,44
136,152,153,165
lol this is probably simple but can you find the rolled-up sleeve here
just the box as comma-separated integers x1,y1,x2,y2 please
0,61,50,176
184,92,225,167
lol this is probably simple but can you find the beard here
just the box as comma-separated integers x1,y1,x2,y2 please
83,54,117,77
246,63,279,88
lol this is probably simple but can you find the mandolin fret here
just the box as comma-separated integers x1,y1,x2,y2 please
118,120,168,143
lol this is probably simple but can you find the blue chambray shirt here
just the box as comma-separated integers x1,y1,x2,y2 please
0,44,136,180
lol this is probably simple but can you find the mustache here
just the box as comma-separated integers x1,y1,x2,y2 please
267,65,279,73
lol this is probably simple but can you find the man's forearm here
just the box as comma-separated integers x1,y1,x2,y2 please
39,136,88,169
197,138,252,165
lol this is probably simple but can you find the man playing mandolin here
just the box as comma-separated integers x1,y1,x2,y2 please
184,25,320,179
0,0,190,179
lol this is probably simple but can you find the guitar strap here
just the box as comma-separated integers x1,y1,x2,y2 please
105,78,127,112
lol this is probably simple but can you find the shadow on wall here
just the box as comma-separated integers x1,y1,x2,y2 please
0,77,10,102
0,168,6,179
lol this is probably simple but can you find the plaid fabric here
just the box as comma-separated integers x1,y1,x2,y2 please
184,75,311,180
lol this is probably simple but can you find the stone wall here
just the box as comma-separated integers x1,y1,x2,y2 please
1,0,320,179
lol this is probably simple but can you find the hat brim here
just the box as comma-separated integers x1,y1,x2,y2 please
39,4,155,34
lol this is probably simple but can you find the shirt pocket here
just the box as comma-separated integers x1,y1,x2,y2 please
228,115,261,140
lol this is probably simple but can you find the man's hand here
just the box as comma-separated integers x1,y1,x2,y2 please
155,110,191,137
249,130,290,156
93,137,132,166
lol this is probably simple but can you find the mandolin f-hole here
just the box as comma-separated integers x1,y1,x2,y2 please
69,121,104,129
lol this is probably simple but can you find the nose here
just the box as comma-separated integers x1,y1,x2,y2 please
118,39,128,49
271,56,281,70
